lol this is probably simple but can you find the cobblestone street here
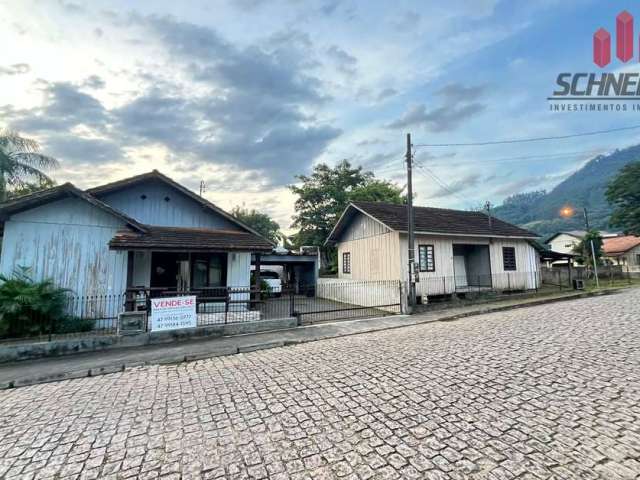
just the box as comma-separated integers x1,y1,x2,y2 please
1,289,639,479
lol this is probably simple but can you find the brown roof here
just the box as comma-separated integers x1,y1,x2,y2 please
603,235,640,255
327,201,538,243
87,170,272,244
109,226,273,252
0,183,147,232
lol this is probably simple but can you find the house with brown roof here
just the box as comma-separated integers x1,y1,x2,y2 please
0,171,273,305
603,235,640,271
326,201,540,301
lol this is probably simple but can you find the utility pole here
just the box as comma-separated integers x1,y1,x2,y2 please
583,207,600,288
199,180,206,197
485,201,493,229
406,133,416,312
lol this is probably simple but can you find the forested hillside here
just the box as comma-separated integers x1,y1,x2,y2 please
492,145,640,238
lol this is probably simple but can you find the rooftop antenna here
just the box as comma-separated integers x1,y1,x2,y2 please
199,180,206,197
485,201,493,229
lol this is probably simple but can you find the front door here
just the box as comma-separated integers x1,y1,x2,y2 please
453,255,468,288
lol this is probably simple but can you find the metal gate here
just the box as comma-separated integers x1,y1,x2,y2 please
291,280,403,324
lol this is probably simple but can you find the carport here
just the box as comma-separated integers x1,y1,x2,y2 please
251,251,318,291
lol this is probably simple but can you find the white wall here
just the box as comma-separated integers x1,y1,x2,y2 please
227,252,251,310
548,234,581,255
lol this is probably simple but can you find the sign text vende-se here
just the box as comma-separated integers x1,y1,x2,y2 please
150,296,197,331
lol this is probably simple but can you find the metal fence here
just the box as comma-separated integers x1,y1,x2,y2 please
0,280,404,342
414,271,539,300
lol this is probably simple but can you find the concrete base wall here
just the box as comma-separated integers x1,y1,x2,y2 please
0,317,297,363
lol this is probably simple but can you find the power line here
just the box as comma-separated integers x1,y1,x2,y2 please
414,163,474,207
424,148,606,167
412,125,640,147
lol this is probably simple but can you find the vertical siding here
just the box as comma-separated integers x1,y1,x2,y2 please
489,239,539,289
97,180,241,229
400,234,458,295
337,231,401,281
0,197,128,297
341,214,389,241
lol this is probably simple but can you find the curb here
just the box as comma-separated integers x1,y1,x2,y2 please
0,287,626,390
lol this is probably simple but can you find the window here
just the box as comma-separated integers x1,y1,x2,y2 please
418,245,435,272
191,253,227,288
502,247,517,271
342,252,351,274
636,254,640,266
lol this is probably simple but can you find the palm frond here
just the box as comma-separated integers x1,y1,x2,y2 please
11,152,59,170
0,129,39,153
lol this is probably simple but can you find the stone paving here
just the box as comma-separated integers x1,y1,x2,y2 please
1,289,639,479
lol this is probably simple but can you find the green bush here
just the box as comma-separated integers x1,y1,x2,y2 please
0,266,74,338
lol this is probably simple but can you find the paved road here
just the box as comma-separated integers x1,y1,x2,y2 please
1,289,639,479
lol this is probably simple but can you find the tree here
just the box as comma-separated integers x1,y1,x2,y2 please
350,179,404,204
289,160,404,272
606,161,640,235
231,206,281,244
7,178,56,200
572,230,603,268
0,130,59,202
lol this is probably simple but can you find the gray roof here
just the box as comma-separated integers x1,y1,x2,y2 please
328,201,538,244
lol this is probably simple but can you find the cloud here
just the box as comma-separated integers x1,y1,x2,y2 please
0,63,30,76
326,45,357,75
9,82,109,133
393,11,421,32
428,173,482,198
7,15,340,186
44,135,123,164
387,82,487,131
82,75,106,89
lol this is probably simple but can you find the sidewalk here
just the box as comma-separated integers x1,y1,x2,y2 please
0,288,621,389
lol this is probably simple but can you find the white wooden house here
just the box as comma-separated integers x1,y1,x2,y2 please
326,201,540,302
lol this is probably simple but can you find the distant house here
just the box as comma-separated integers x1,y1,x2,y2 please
0,171,273,301
326,201,540,300
546,230,620,265
603,235,640,270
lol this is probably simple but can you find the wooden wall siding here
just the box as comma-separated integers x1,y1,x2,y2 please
97,180,241,229
400,234,458,295
341,213,389,241
0,197,129,298
489,239,539,290
337,231,401,281
399,235,539,295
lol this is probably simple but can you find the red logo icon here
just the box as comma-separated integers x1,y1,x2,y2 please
593,10,636,67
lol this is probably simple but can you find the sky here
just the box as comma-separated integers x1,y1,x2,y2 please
1,0,640,233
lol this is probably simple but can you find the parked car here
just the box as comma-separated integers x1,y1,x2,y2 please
254,270,282,296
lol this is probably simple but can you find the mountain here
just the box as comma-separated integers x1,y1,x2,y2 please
492,144,640,239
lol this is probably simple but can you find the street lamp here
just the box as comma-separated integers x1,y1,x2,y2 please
559,205,600,288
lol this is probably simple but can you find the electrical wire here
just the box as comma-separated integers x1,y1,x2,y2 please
412,125,640,147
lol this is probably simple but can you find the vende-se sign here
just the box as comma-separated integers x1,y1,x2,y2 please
150,296,197,332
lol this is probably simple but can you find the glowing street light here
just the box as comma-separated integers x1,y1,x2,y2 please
559,204,599,288
559,205,574,218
